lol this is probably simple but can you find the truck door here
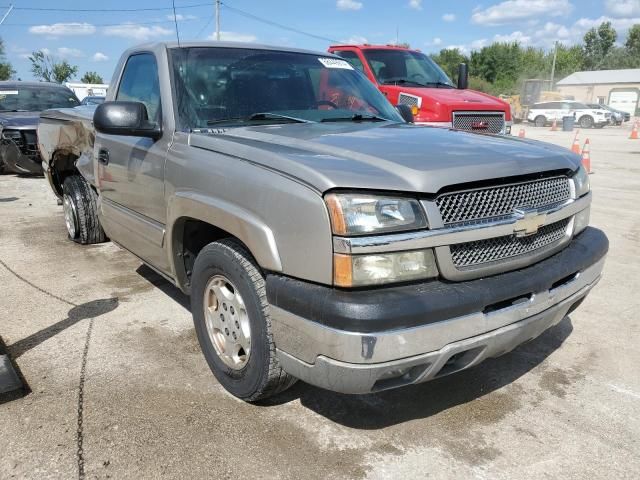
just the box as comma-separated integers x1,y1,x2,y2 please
96,52,170,270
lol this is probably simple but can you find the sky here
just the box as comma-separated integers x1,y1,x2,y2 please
1,0,639,82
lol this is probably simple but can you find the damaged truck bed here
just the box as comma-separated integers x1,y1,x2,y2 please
38,106,97,197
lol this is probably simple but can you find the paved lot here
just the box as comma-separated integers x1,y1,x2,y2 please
1,124,639,479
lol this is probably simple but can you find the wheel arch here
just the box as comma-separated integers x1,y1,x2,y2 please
168,192,282,294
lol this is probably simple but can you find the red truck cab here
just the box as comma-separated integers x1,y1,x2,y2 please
328,44,512,135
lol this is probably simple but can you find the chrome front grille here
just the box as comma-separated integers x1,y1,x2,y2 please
436,176,571,226
452,111,505,134
450,218,571,268
398,92,421,108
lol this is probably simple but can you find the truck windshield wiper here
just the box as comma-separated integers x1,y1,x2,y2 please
381,79,427,87
206,112,309,126
320,113,386,123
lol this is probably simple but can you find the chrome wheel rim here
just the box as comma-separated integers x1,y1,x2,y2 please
63,194,78,238
203,275,251,370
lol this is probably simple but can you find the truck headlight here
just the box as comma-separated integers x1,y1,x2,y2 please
325,193,427,235
573,165,590,197
334,249,438,287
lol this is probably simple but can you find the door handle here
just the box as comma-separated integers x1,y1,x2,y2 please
98,148,109,165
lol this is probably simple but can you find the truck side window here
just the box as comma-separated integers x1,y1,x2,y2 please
333,51,365,73
117,53,161,123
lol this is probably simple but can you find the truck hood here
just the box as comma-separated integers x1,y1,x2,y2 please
189,122,580,194
0,111,41,129
398,86,505,109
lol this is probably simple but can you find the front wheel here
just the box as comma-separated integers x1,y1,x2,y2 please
579,115,594,128
534,115,546,127
191,238,296,401
62,175,107,244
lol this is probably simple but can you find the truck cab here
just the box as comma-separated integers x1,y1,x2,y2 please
328,44,512,134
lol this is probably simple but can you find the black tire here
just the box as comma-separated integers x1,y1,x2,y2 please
191,238,296,401
62,175,107,244
534,115,546,127
579,115,594,128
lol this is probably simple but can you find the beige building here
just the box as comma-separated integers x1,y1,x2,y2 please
556,69,640,116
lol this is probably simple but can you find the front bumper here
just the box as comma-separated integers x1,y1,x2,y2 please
268,227,607,394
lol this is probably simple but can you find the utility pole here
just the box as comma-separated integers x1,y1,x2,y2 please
550,41,558,90
0,4,14,26
215,0,221,41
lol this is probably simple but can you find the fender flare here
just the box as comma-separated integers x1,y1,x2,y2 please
167,191,282,291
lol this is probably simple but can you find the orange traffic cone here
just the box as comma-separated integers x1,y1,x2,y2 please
571,135,581,154
518,128,525,138
581,139,592,174
550,118,558,131
630,121,639,140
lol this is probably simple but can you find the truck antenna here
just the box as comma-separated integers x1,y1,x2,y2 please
172,0,181,46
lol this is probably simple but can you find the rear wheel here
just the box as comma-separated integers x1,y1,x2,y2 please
62,175,107,244
579,115,594,128
191,238,296,401
534,115,546,127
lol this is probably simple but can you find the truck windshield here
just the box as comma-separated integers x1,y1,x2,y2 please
0,86,80,112
170,47,403,130
362,49,455,88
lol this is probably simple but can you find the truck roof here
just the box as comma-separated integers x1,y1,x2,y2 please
0,80,70,89
329,44,416,51
128,41,336,58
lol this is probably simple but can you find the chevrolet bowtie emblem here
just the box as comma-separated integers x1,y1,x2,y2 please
513,208,547,237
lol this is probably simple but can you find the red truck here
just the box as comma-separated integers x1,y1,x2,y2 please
328,44,512,135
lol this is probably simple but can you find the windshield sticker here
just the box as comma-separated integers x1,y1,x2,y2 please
0,90,19,95
318,58,354,70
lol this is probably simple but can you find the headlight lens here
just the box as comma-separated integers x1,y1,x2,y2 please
334,249,438,287
573,165,590,197
325,193,427,235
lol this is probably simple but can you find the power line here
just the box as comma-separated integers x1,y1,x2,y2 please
3,19,200,27
172,0,181,45
0,2,210,12
220,2,339,44
196,15,214,39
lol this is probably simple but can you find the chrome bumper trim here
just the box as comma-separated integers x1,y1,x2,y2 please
333,193,591,255
271,256,604,366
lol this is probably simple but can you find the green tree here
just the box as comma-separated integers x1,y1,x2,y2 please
625,24,640,57
81,71,104,84
583,21,617,69
430,48,469,83
551,44,584,80
29,50,78,83
0,37,15,80
469,42,522,93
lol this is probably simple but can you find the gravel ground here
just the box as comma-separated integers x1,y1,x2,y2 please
0,124,638,479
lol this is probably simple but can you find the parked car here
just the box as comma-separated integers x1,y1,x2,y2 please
527,100,610,128
586,103,630,125
38,42,607,401
329,44,512,134
80,95,105,106
0,81,80,174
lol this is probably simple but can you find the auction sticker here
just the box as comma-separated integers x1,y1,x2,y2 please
0,90,19,95
318,58,353,70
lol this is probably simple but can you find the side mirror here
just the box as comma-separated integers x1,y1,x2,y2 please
457,63,469,90
396,104,414,123
93,101,161,140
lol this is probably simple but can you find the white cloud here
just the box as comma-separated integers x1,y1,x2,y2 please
29,22,96,36
408,0,423,10
446,44,469,53
493,30,531,44
103,24,173,40
57,47,84,58
472,0,573,25
442,13,456,22
341,35,368,44
337,0,363,11
208,31,258,42
92,52,109,62
605,0,640,18
165,14,197,21
425,37,443,46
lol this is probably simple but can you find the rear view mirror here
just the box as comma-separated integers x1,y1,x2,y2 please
396,104,414,123
93,101,161,140
457,63,469,90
